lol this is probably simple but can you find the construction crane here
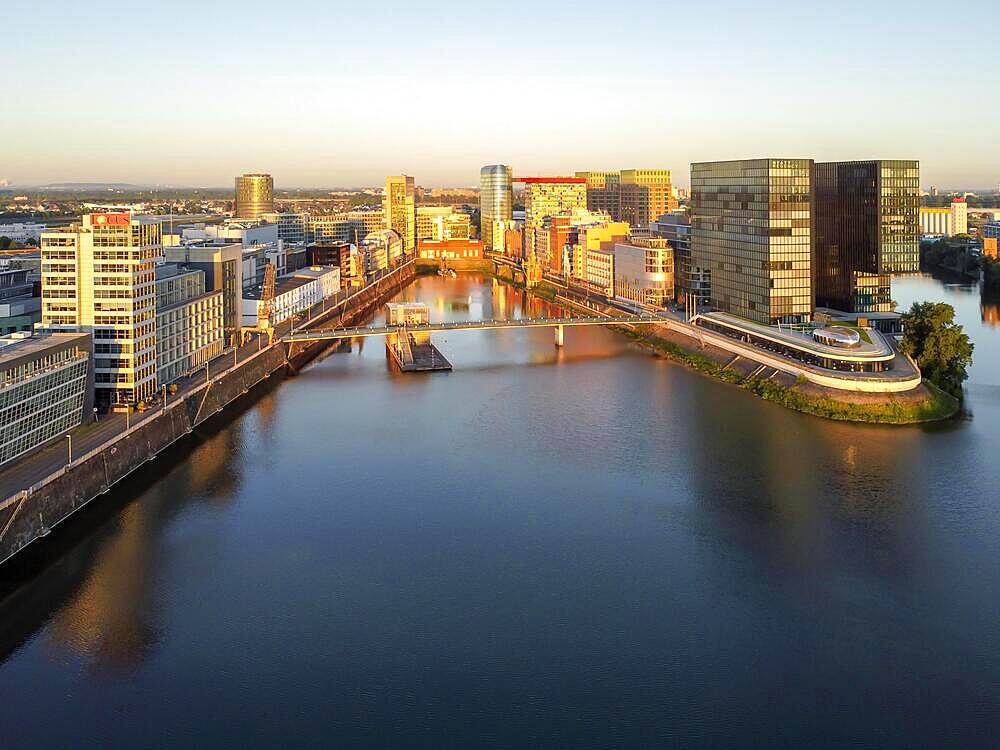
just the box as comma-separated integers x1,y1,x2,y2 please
257,261,277,343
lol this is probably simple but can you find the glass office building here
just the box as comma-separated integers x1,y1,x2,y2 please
234,174,274,220
479,165,513,253
691,159,814,325
814,160,920,313
0,331,93,466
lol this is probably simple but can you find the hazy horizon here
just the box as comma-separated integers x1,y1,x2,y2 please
5,0,998,189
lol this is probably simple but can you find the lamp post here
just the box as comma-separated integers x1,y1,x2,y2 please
66,434,72,465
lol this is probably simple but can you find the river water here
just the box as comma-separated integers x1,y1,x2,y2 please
1,273,998,747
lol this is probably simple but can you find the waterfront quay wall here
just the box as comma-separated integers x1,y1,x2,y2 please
0,261,416,567
529,281,956,423
0,344,287,566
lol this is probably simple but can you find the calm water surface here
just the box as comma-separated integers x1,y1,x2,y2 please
1,273,999,747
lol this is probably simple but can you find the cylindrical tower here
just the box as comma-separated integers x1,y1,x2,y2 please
480,165,513,253
234,173,274,219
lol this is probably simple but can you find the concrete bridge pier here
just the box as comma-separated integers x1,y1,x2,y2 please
555,324,564,347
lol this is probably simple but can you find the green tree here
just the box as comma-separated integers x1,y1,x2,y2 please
0,236,12,249
900,302,974,399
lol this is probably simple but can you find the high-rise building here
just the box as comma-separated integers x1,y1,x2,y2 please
480,165,514,253
384,175,416,253
234,174,274,220
690,159,814,325
620,169,675,229
575,171,621,219
522,177,587,261
40,212,162,405
919,198,969,236
814,160,920,312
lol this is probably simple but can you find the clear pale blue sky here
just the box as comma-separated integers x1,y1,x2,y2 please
4,0,997,189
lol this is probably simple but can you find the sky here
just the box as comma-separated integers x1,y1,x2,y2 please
3,0,998,190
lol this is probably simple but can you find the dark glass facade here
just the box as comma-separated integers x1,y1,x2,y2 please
813,160,919,313
691,159,813,325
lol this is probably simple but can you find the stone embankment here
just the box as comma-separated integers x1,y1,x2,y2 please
0,262,416,567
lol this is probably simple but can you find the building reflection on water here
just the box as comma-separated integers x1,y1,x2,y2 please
0,424,243,674
981,297,1000,328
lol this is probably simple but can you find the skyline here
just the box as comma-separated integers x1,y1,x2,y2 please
4,0,998,189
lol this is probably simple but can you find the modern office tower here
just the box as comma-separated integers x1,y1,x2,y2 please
154,265,224,385
522,177,588,259
0,330,93,466
620,169,675,229
575,171,621,220
234,174,275,220
163,241,243,345
383,175,416,253
40,212,162,406
814,160,920,313
690,159,814,325
480,165,514,253
919,198,969,236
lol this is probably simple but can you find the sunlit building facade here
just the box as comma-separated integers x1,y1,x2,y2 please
416,207,471,243
613,238,675,308
575,171,621,220
691,159,813,325
234,173,274,220
154,265,224,385
522,177,587,262
620,169,675,229
480,165,514,253
383,175,416,254
40,213,162,405
814,160,920,313
919,199,968,236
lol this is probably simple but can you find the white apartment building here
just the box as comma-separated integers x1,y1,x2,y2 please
40,213,162,406
242,265,340,327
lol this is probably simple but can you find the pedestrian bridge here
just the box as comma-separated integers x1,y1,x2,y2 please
283,313,661,344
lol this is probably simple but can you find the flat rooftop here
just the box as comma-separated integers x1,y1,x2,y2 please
0,331,90,366
699,312,894,361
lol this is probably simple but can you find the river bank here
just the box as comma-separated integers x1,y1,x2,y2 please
517,277,959,424
0,261,416,568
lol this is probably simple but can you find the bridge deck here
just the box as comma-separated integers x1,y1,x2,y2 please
284,314,659,342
